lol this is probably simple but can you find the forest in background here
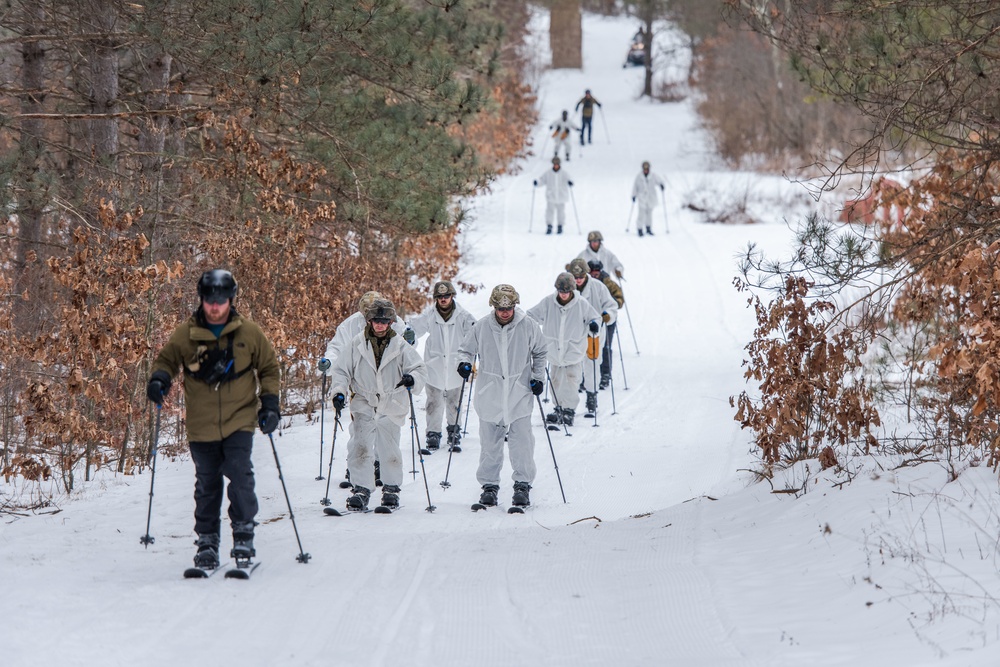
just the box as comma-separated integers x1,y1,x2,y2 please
0,0,536,494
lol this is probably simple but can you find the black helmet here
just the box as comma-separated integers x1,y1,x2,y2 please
587,260,603,273
198,269,238,304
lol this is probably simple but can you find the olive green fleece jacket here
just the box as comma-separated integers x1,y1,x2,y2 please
151,310,280,442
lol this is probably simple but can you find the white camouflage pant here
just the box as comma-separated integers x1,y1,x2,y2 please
476,416,536,487
549,363,582,413
347,412,403,491
545,201,566,227
425,384,463,434
637,205,655,230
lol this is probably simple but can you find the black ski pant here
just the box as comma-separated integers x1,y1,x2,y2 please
190,430,257,537
580,116,593,144
601,322,617,378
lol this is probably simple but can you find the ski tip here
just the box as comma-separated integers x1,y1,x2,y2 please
373,506,393,514
471,503,487,512
508,506,526,514
323,507,346,516
225,569,250,579
183,567,210,579
338,481,352,489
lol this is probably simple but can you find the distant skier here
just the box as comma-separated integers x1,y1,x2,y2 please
574,89,602,145
527,272,600,427
548,110,578,162
457,284,547,509
146,269,280,571
329,298,427,512
587,260,624,390
408,280,476,452
565,258,618,417
577,230,625,280
534,156,574,235
631,160,666,237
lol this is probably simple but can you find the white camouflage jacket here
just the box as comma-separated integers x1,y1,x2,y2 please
409,302,477,391
329,332,427,426
527,293,600,367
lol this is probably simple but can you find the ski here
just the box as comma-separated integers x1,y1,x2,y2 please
183,559,231,579
225,561,261,580
338,480,352,489
471,503,495,512
373,505,402,514
323,507,372,516
508,506,528,514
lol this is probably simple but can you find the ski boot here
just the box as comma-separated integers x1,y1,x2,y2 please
599,372,611,390
512,482,531,507
231,522,256,562
557,225,563,234
479,484,499,507
561,407,575,427
426,431,442,451
374,459,383,487
446,424,462,452
193,533,220,570
347,485,371,511
380,485,400,509
645,226,654,236
546,408,563,424
546,225,553,235
585,391,598,418
638,228,644,237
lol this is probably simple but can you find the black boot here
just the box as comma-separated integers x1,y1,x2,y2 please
546,408,562,424
347,485,371,511
381,485,400,509
446,424,462,452
557,225,563,234
479,484,499,506
645,226,654,236
638,227,644,237
561,407,575,427
231,522,256,560
426,431,442,451
546,225,553,235
193,533,220,569
512,482,531,507
599,372,611,390
585,391,598,418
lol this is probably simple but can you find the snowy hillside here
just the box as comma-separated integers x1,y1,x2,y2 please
2,10,999,667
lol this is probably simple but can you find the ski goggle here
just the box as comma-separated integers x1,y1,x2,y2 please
371,317,392,325
202,291,230,305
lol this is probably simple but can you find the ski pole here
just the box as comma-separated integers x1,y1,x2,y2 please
529,186,537,233
316,359,331,480
625,199,635,232
408,408,418,478
622,300,640,355
535,394,567,503
406,387,436,512
265,432,311,563
542,362,550,403
544,365,572,437
615,320,630,390
598,106,610,145
660,187,670,234
462,359,476,435
320,410,343,506
139,404,162,548
440,378,468,489
569,188,582,235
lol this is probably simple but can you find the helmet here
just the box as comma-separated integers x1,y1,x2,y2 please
488,284,520,309
554,272,576,293
365,298,397,322
197,269,237,304
642,161,650,170
561,110,568,119
585,89,591,95
566,258,589,278
432,281,456,298
552,156,561,166
587,260,603,273
587,230,603,243
357,291,382,315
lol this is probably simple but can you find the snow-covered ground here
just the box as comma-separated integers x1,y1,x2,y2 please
3,11,1000,667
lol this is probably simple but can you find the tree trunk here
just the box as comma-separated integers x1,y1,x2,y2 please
83,0,120,201
642,14,654,97
550,0,581,69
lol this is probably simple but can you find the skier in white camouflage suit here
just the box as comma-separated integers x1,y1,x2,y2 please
534,156,574,236
321,290,411,490
329,298,427,511
631,160,666,237
408,280,476,453
577,230,625,279
565,258,618,417
548,110,579,162
527,272,600,427
457,284,547,509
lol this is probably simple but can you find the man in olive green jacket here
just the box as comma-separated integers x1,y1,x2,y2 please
147,269,280,570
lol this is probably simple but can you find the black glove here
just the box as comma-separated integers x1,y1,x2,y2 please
631,196,636,202
533,180,538,187
530,379,544,396
568,180,574,186
146,370,171,405
660,184,665,191
258,394,280,435
589,320,599,334
457,362,472,379
332,393,346,413
403,328,415,345
397,373,414,388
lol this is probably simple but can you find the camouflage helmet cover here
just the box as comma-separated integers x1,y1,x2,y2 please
552,156,561,166
365,298,397,322
488,284,520,309
642,160,651,169
432,280,456,298
554,272,576,293
566,258,589,278
357,290,383,315
587,230,603,243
